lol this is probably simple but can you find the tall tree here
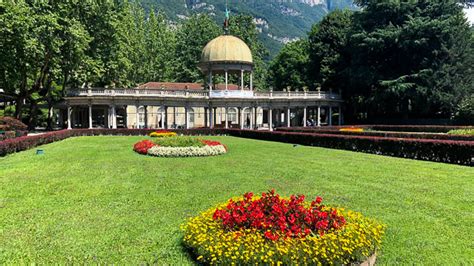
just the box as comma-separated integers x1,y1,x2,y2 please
268,40,309,91
174,14,220,83
229,14,269,91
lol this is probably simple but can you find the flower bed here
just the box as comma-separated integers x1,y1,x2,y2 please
133,136,227,157
182,190,385,265
149,130,177,138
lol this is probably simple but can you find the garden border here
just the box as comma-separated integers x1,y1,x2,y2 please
1,128,472,166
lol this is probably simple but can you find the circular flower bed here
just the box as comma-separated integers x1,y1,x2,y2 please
149,130,177,138
182,190,385,265
133,136,227,157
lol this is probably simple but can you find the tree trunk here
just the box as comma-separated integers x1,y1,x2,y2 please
27,100,38,131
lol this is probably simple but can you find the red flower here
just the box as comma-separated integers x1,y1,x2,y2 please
133,140,155,154
212,190,346,242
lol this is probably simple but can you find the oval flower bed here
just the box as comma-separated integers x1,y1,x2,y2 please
133,136,227,157
182,190,385,265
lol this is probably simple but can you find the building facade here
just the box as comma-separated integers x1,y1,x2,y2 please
62,34,343,130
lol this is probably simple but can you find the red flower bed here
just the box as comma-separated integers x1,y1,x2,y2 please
200,139,227,151
133,140,155,154
213,190,346,240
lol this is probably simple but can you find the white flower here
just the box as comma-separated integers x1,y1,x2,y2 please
147,145,227,157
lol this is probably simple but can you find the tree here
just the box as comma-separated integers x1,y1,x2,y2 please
308,9,353,91
348,0,474,121
268,40,309,91
144,10,176,82
229,14,269,91
174,14,220,83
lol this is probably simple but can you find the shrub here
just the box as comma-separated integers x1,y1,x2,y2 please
0,116,27,131
226,129,474,166
133,140,155,155
339,127,364,132
149,130,177,138
448,129,474,136
277,127,474,141
153,136,204,147
182,190,385,265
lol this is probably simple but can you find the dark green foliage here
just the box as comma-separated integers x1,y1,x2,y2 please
268,40,310,91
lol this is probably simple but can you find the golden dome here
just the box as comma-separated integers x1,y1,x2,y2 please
200,35,253,64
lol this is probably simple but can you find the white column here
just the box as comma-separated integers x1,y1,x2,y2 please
164,107,168,129
185,106,189,129
252,107,256,129
144,105,148,128
209,106,214,129
268,108,273,131
303,106,307,127
240,69,244,90
224,107,229,129
225,70,228,91
135,105,140,129
111,105,117,129
67,106,72,129
88,104,93,129
161,106,165,129
287,107,291,127
240,107,244,130
250,72,254,91
209,70,213,91
339,106,343,125
329,107,333,126
317,106,321,127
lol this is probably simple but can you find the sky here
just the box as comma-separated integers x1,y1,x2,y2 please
465,8,474,24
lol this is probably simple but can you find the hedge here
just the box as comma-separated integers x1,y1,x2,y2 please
276,127,474,141
225,129,474,166
0,128,225,157
1,128,473,166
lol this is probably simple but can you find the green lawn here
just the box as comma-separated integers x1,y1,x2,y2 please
0,136,473,264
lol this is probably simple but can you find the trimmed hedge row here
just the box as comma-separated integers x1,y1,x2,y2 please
2,128,473,166
276,127,474,141
0,128,225,157
282,125,474,133
225,129,474,166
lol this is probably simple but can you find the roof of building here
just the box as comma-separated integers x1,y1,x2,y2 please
138,82,240,91
200,35,253,65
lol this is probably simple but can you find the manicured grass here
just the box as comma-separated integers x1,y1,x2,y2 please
0,136,473,264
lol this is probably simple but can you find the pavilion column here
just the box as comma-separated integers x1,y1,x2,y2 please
209,106,214,129
317,105,321,127
250,72,254,91
287,107,291,127
142,105,147,128
224,106,229,129
185,106,189,129
225,70,229,91
88,104,93,129
240,69,244,90
161,106,165,129
339,106,343,125
209,70,213,92
204,107,208,128
67,105,72,129
329,106,333,126
239,107,244,129
111,105,117,129
303,106,307,127
251,107,256,129
268,108,273,131
135,105,140,129
164,106,168,129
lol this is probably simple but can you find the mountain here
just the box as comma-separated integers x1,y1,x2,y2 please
139,0,356,58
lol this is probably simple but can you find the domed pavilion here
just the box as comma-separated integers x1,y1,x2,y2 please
62,10,343,131
199,34,254,92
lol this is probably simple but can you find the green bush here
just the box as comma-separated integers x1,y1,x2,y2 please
448,129,474,136
153,136,204,147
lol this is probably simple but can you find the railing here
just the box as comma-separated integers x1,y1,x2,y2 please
67,88,342,100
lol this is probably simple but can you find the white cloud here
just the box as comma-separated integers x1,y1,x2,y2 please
465,8,474,24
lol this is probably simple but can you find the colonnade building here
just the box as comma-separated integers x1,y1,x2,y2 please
62,34,343,130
